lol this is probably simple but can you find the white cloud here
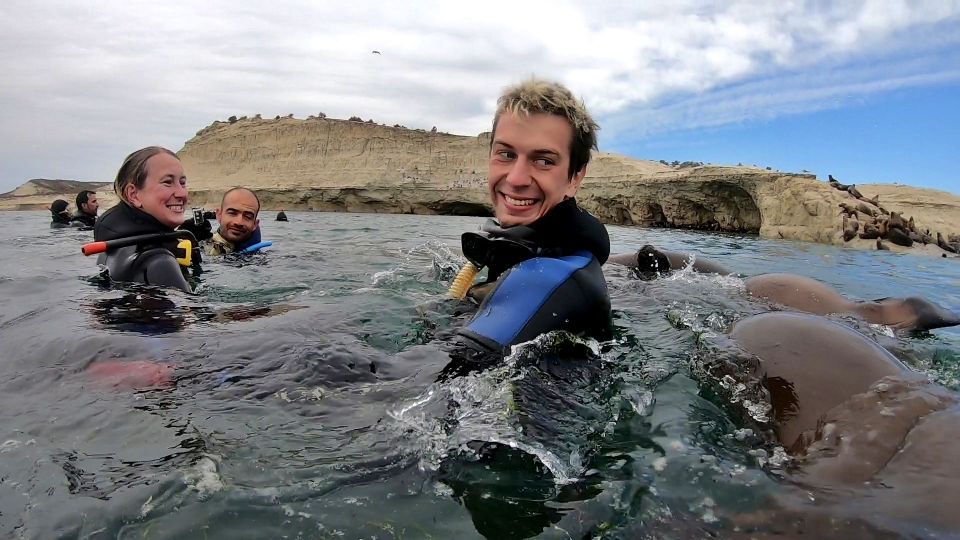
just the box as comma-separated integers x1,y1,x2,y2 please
1,0,958,189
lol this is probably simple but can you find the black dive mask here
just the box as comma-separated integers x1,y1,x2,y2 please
461,219,542,278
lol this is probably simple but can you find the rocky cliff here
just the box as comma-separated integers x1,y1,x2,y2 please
4,116,958,255
0,179,114,211
177,116,960,254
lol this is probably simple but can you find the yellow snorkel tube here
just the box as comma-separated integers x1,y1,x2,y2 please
447,261,479,299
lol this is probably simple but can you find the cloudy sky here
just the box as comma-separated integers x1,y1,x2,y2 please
2,0,958,194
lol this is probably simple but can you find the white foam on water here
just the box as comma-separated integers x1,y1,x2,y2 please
183,455,223,499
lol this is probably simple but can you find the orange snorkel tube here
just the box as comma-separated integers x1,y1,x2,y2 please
82,231,198,268
81,231,195,256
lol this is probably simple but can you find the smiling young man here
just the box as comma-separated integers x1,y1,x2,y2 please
202,187,262,255
453,78,612,361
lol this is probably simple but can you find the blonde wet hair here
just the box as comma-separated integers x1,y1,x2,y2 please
492,78,599,179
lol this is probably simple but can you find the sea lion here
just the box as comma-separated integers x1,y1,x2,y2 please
887,211,906,231
886,226,913,247
837,202,858,219
907,215,915,232
607,245,732,276
937,232,958,253
730,312,907,451
842,214,859,242
744,273,960,332
828,176,851,191
876,238,889,250
858,222,880,239
865,193,880,206
854,201,877,217
728,312,960,534
846,185,864,199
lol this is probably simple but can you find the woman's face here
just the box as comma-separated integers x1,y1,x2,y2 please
125,153,188,228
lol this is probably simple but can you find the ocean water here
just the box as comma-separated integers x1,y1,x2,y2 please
1,210,958,539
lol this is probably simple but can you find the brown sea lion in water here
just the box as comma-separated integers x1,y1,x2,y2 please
842,214,859,242
729,312,960,534
731,312,907,451
743,273,960,332
607,245,732,276
608,250,960,332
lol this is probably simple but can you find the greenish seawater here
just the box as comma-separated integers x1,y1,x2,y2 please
0,211,957,539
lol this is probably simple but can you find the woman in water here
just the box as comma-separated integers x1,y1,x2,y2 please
92,146,195,293
49,199,74,228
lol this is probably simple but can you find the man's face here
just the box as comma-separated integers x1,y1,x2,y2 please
216,190,260,244
487,112,584,227
82,194,99,215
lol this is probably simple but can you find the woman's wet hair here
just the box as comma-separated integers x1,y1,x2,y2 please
50,199,69,215
491,78,599,179
113,146,178,204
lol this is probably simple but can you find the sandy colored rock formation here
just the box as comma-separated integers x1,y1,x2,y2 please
0,180,114,211
4,116,958,256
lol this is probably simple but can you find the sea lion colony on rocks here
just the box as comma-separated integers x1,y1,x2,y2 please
829,175,958,253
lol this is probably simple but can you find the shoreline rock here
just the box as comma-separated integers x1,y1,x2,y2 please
3,116,958,256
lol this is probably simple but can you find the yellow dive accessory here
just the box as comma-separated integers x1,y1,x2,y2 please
176,239,193,267
448,262,479,300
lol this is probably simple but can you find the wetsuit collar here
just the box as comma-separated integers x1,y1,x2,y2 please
94,202,175,242
488,198,610,264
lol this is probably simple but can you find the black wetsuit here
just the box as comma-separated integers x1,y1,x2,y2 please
71,211,97,228
454,198,611,362
50,214,73,229
93,203,194,293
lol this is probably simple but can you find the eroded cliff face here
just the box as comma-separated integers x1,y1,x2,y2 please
180,117,492,190
5,116,958,255
179,116,960,251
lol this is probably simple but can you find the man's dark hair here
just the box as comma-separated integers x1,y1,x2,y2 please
76,190,95,210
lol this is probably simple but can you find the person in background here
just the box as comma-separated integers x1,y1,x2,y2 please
50,199,73,228
450,78,611,366
72,190,99,227
92,146,196,293
200,187,262,255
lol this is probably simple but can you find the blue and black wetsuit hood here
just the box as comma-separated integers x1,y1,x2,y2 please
462,197,609,282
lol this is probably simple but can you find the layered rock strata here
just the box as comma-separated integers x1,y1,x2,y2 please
4,116,958,255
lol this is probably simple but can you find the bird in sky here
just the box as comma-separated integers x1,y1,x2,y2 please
372,50,381,55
